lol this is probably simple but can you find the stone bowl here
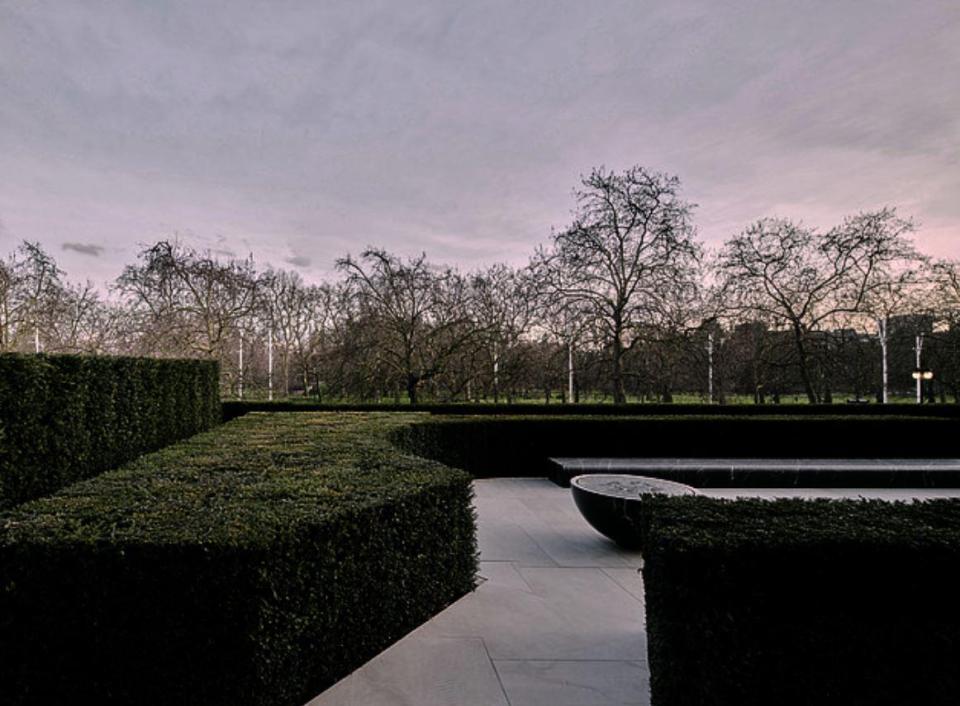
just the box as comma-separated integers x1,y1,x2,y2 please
570,474,700,549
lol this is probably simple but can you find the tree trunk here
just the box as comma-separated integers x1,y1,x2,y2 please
661,383,673,403
406,374,419,405
792,323,818,404
612,329,626,404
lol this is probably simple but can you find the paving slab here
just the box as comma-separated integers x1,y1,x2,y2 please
425,565,645,661
494,660,649,706
308,634,507,706
310,478,647,705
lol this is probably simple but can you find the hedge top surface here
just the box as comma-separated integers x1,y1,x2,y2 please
641,495,960,553
0,412,467,548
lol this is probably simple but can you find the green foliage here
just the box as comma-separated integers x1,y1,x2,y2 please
390,414,960,483
0,412,477,706
641,496,960,705
0,353,221,508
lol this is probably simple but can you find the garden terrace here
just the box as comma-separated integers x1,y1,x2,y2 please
0,412,476,706
4,409,960,705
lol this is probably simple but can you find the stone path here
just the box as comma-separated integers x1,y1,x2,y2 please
308,479,960,705
309,478,649,706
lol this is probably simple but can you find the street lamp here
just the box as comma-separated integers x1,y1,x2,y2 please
912,368,934,404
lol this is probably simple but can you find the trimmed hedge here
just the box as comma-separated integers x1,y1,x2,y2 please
390,415,960,483
641,496,960,706
0,353,220,508
223,399,960,420
0,412,476,706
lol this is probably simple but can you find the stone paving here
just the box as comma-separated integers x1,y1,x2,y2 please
310,477,649,706
308,478,960,706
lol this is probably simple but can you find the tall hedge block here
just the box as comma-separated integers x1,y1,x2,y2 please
0,412,477,705
641,497,960,706
0,353,220,508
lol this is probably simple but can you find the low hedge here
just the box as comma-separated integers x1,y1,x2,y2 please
390,415,960,484
0,412,477,706
641,496,960,705
223,399,960,420
0,353,221,508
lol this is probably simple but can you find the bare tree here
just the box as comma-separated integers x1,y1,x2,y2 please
471,263,539,402
532,278,592,404
0,241,65,352
45,281,113,353
338,248,481,404
115,241,260,399
538,166,700,403
260,269,333,396
117,241,259,364
718,209,916,403
929,259,960,315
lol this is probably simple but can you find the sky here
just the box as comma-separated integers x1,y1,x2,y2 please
1,0,959,286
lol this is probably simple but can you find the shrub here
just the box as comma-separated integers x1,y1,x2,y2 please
0,353,220,508
390,415,960,484
641,496,960,706
0,412,476,706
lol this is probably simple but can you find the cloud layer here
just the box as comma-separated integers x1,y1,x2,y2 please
1,0,958,284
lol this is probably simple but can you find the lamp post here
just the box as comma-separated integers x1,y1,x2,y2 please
912,368,934,404
267,326,274,402
238,330,244,401
914,333,924,404
706,332,714,404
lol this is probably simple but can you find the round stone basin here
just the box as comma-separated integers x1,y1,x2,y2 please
570,474,700,548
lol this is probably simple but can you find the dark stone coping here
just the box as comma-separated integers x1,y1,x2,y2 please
549,458,960,488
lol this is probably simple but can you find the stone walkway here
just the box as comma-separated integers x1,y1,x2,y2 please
308,479,960,705
309,478,649,706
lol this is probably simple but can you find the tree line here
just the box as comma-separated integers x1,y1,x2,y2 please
4,165,960,404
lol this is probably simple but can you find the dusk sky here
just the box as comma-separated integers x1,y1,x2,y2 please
1,0,958,286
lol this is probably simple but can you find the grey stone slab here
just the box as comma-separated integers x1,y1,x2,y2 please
426,566,646,661
479,486,636,567
518,520,639,568
307,635,508,706
602,568,647,607
494,660,650,706
478,561,535,593
474,478,558,499
476,520,557,566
